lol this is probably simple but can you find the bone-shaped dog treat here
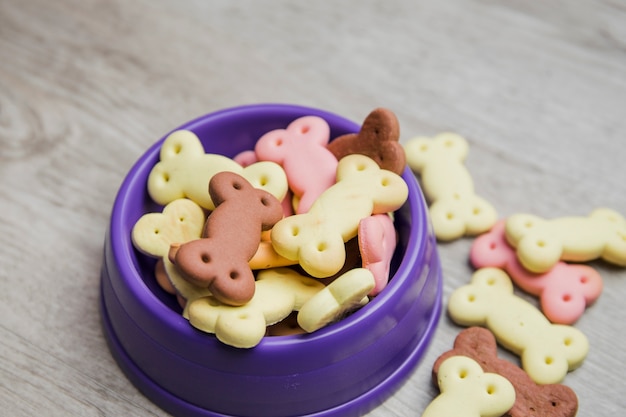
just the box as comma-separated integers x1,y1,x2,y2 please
270,154,408,278
170,171,284,306
327,108,406,175
471,220,603,324
188,268,325,348
447,268,589,384
433,327,578,417
297,268,375,333
358,213,397,296
404,132,497,241
505,208,626,273
422,355,516,417
131,198,207,298
147,129,288,210
131,198,206,258
255,115,338,214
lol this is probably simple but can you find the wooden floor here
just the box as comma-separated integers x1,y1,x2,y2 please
1,0,625,415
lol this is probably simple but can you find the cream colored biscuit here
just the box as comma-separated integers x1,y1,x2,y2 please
131,198,205,258
147,129,288,209
404,132,497,241
422,355,515,417
505,208,626,273
447,268,589,385
271,154,408,278
297,268,375,333
187,268,324,348
131,198,210,306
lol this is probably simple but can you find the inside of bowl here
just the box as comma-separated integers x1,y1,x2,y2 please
123,104,418,332
128,172,412,320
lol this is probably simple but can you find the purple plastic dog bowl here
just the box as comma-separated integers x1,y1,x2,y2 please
100,103,442,417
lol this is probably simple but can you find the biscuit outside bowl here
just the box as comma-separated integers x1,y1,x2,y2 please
100,103,443,417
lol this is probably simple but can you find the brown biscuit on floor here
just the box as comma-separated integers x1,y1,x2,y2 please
433,327,578,417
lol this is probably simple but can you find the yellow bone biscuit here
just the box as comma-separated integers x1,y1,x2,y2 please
271,154,408,278
147,129,288,209
131,198,206,258
505,208,626,273
404,132,497,241
297,268,375,333
447,268,589,385
187,268,325,348
131,198,212,305
422,355,516,417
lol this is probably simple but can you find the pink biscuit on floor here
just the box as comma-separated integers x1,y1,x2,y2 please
255,116,338,214
358,214,397,296
470,220,603,325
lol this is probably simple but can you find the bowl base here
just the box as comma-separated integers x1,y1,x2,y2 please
100,272,442,417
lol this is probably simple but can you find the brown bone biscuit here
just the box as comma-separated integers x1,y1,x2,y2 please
169,171,283,306
327,108,406,175
433,327,578,417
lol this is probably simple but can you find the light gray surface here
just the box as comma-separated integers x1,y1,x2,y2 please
1,0,625,415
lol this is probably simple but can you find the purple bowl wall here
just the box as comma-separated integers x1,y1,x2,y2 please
100,103,442,417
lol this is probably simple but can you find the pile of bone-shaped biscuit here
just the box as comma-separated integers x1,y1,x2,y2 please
131,109,410,349
404,132,626,417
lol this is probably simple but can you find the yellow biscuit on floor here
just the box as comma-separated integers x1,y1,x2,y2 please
422,355,515,417
447,268,589,384
505,208,626,273
404,133,497,241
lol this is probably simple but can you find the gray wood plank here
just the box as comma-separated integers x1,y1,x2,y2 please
1,0,625,415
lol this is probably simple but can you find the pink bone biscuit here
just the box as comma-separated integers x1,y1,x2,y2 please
255,115,338,214
358,214,397,296
470,219,603,325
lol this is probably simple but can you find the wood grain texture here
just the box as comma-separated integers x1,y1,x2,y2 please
1,0,625,415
